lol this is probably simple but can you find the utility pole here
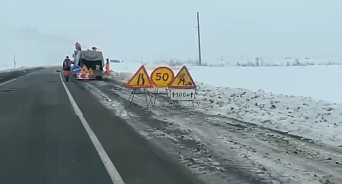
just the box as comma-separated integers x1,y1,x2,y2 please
197,12,202,66
13,54,16,68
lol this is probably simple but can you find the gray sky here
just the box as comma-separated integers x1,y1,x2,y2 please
1,0,342,66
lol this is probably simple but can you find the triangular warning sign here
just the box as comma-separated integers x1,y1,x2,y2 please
80,65,88,73
125,65,153,88
169,66,196,89
88,68,94,76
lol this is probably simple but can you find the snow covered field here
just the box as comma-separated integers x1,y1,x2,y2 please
113,61,342,103
150,57,342,67
106,62,342,150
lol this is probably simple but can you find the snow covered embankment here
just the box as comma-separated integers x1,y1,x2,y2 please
196,84,342,150
99,71,342,183
106,70,342,151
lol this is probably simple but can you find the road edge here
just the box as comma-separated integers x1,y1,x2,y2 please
59,73,125,184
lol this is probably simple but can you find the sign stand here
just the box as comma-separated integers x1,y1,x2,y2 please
125,65,154,108
167,66,197,108
149,88,159,106
149,67,174,106
127,88,153,108
149,87,172,106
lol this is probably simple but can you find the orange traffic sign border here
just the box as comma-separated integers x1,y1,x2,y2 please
168,66,196,89
150,67,174,87
125,65,153,88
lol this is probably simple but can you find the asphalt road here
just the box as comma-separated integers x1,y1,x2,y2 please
0,67,202,184
0,67,45,83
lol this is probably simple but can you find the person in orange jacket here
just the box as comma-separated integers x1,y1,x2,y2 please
105,59,110,75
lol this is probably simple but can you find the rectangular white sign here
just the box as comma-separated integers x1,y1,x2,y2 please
168,89,195,101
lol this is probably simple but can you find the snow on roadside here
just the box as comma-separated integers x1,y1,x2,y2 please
195,84,342,149
104,72,132,85
91,77,342,184
105,70,342,151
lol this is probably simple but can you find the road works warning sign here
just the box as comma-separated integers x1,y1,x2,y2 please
168,66,196,89
125,65,153,88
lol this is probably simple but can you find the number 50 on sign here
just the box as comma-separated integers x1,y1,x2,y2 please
150,67,174,87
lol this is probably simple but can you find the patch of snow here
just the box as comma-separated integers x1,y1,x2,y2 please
85,83,129,119
104,72,132,85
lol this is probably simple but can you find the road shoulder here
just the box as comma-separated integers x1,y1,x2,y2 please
67,79,204,184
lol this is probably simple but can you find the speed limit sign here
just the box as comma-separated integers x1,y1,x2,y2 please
150,67,174,87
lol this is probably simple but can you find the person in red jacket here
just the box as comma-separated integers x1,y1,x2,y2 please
62,56,74,82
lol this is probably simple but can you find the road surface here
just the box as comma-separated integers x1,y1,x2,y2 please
0,67,202,184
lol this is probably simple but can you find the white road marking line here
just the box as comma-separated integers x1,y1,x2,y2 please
0,78,17,86
59,73,125,184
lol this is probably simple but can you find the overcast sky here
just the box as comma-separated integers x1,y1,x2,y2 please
1,0,342,66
